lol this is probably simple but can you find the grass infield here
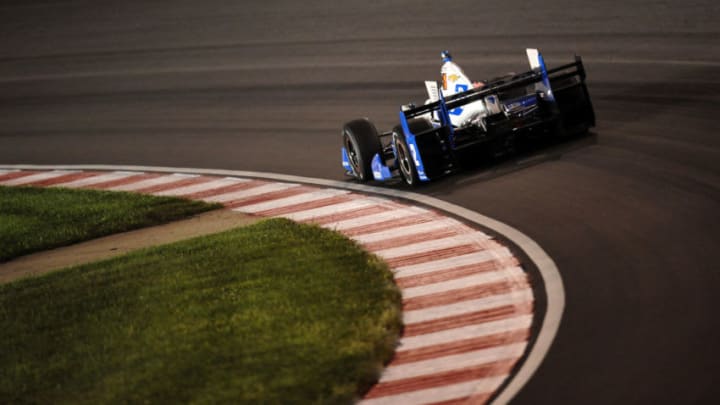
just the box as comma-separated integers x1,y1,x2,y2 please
0,185,219,262
0,218,402,404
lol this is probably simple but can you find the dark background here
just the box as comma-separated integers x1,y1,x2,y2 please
1,1,719,403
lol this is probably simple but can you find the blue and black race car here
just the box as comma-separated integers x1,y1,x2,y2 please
341,49,595,186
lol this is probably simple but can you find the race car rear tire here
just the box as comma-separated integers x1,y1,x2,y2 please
392,126,420,186
343,118,382,182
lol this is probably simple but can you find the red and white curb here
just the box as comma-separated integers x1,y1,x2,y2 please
0,166,565,405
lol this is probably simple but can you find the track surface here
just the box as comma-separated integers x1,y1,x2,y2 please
1,1,719,403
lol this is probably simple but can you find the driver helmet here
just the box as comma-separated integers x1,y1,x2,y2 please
441,50,452,63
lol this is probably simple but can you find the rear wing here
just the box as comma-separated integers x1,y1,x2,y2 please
395,52,592,182
402,54,589,122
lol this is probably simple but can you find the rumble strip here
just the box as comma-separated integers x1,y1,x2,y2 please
0,167,557,405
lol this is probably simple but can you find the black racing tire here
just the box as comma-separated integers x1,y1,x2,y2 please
342,118,382,182
392,126,420,186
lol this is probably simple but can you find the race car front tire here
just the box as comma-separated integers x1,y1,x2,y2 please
392,127,420,186
343,118,382,182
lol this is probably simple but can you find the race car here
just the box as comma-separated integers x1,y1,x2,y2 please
341,48,595,185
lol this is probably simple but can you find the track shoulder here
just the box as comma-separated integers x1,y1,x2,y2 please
0,165,564,404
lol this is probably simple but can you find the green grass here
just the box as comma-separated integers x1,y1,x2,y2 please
0,218,402,404
0,185,220,262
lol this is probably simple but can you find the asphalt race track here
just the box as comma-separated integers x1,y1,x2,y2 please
1,1,719,403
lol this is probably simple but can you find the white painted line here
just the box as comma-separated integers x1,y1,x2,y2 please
236,188,349,213
394,249,514,279
327,206,432,231
153,177,249,196
402,266,526,299
353,218,469,244
51,171,141,188
373,232,491,260
106,173,197,191
203,182,300,203
0,169,18,175
380,342,527,383
398,315,533,352
403,289,534,325
0,170,75,186
283,199,378,221
359,377,508,405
